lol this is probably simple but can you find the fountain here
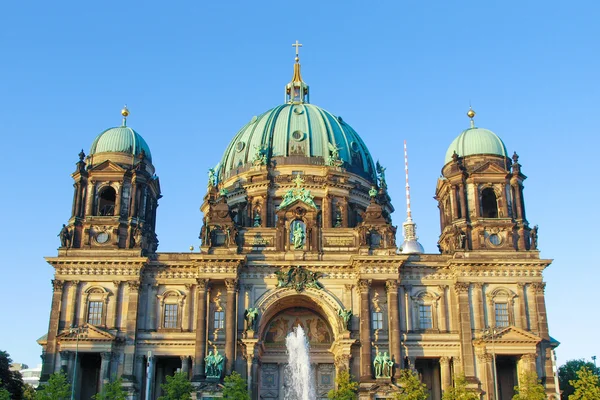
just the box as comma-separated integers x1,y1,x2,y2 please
285,326,316,400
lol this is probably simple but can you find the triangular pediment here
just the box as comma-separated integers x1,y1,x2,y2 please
479,326,541,344
277,198,316,211
89,160,126,173
471,161,507,174
57,324,116,342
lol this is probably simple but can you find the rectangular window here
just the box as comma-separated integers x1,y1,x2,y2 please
419,304,432,330
372,312,383,330
164,304,179,329
87,301,103,325
214,311,225,329
495,303,509,327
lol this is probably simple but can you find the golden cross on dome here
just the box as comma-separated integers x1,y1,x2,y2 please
293,174,305,189
292,40,303,58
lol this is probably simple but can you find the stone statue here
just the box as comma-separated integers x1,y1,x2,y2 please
337,308,352,330
133,226,143,248
334,209,342,228
245,307,259,331
204,349,224,379
252,145,269,166
530,225,538,250
374,352,383,378
382,352,393,378
293,223,305,249
275,266,323,292
208,168,217,188
369,186,378,198
58,224,71,248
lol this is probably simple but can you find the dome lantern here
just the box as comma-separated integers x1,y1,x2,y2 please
285,41,309,104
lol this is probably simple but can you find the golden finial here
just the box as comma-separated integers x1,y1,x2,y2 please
467,107,476,128
189,245,194,251
121,105,129,126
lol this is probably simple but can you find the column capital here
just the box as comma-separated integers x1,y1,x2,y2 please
344,284,354,291
127,281,140,292
334,354,352,371
52,279,65,292
357,279,371,294
472,282,483,289
454,282,470,294
439,356,451,365
476,353,493,363
520,353,537,363
135,355,144,363
385,280,399,292
60,351,72,361
196,278,210,290
180,355,190,362
531,282,546,293
517,282,526,289
224,278,239,292
437,284,448,292
101,352,113,361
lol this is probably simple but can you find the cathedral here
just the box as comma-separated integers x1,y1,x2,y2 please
39,45,559,400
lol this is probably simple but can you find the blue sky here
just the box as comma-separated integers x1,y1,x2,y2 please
0,1,598,368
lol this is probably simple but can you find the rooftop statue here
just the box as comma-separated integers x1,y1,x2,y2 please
337,308,352,330
208,168,217,188
326,142,343,167
376,161,387,190
252,145,269,166
278,174,317,210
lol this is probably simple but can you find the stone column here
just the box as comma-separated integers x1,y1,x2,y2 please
122,281,140,379
398,285,406,332
404,285,412,332
225,278,238,375
323,195,332,228
100,352,112,389
459,183,467,219
518,354,537,375
134,355,144,392
386,280,401,372
334,354,352,376
130,178,139,218
357,280,372,379
181,356,190,377
66,281,79,328
41,280,64,381
438,285,448,332
193,279,209,380
532,283,549,339
110,281,120,330
114,183,122,216
84,180,95,216
451,185,459,219
59,351,70,374
341,197,349,228
516,283,526,329
449,285,459,332
260,196,268,228
512,183,524,220
71,182,79,218
454,283,476,377
526,284,539,334
472,283,485,331
439,356,452,393
183,284,192,331
473,184,481,218
477,353,494,400
145,355,155,400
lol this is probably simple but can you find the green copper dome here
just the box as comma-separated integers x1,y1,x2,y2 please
218,103,376,182
90,126,152,162
444,126,508,165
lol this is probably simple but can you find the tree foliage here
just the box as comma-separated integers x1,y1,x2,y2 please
0,387,11,400
222,371,250,400
23,384,36,400
568,366,600,400
93,375,127,400
36,372,71,400
394,369,429,400
0,350,24,399
158,372,194,400
512,371,546,400
327,370,358,400
558,359,600,400
442,373,479,400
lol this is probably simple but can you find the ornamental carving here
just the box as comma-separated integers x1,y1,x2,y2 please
454,282,470,294
127,281,140,292
52,279,64,292
275,266,323,292
531,282,546,293
278,175,317,210
385,280,398,292
196,278,209,290
334,354,352,370
224,278,238,292
357,279,371,294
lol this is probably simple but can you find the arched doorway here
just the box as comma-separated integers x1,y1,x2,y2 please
256,293,339,400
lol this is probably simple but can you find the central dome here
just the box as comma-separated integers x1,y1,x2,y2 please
218,103,376,182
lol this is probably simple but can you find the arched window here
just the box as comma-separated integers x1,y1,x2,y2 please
411,290,440,332
158,290,186,330
481,188,498,218
84,286,110,327
487,288,516,328
97,187,116,216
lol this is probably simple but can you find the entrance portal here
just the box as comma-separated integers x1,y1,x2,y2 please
496,356,518,400
259,307,335,399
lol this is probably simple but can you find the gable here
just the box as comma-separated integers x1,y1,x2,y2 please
56,323,116,342
471,161,508,175
88,160,126,173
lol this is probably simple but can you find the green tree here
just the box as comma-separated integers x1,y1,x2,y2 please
23,384,37,400
395,369,428,400
569,366,600,400
442,373,479,400
0,350,24,399
158,372,194,400
559,359,600,399
222,371,250,400
36,372,71,400
0,387,11,400
327,370,358,400
93,376,127,400
513,371,546,400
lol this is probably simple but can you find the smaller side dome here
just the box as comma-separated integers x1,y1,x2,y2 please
90,126,152,162
444,127,508,165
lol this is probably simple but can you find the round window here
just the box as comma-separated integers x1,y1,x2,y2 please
293,106,304,115
489,234,501,246
350,141,359,152
235,142,245,152
292,130,305,141
96,231,109,244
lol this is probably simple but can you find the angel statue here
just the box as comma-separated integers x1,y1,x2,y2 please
293,223,305,249
207,168,217,188
376,161,387,189
326,142,343,167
